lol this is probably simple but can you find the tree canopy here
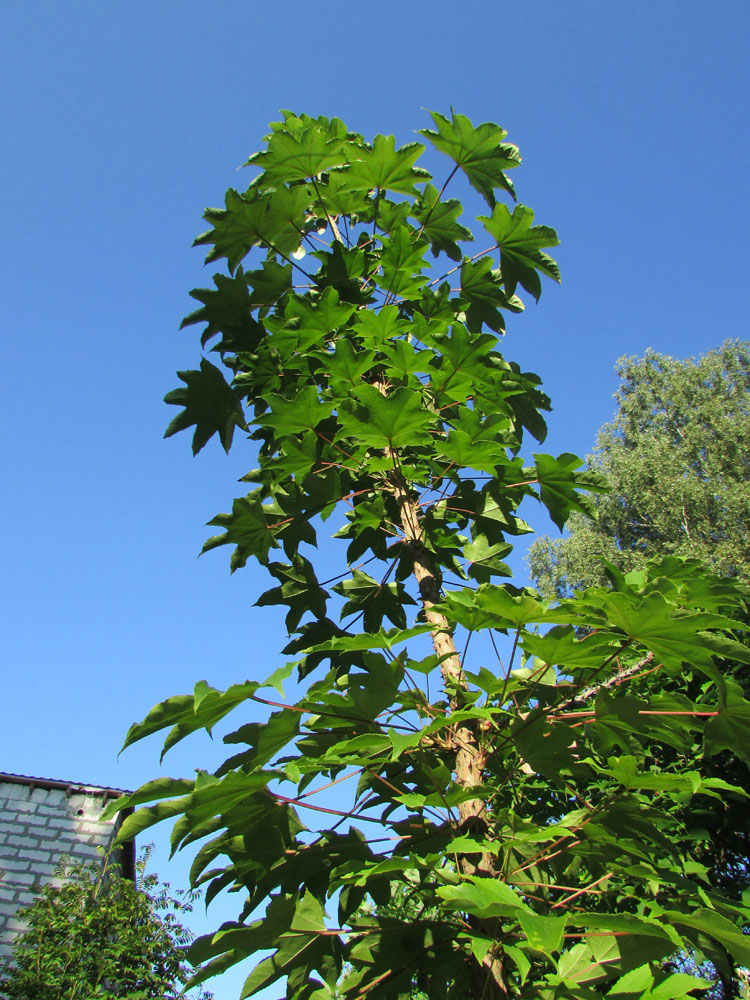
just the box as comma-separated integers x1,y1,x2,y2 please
107,112,750,1000
529,341,750,600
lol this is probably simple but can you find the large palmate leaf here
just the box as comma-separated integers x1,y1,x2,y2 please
246,115,349,184
411,182,473,260
181,269,263,353
534,451,609,529
196,185,312,272
285,287,357,341
480,203,561,300
202,494,277,569
164,358,246,455
458,256,523,333
339,384,436,449
419,109,521,206
345,134,430,196
256,386,334,437
374,226,430,299
256,554,329,631
704,678,750,762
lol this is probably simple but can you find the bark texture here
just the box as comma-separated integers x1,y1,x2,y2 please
386,453,511,1000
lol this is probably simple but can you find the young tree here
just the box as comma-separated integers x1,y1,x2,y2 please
0,848,212,999
528,341,750,600
109,112,750,1000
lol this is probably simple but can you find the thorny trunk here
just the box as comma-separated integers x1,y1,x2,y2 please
386,454,512,1000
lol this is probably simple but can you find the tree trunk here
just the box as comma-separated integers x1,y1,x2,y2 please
386,456,511,1000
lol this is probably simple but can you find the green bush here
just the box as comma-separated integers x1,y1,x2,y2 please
0,846,212,999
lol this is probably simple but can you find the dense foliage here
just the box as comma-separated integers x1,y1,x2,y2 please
528,340,750,930
528,341,750,600
0,848,212,999
109,111,750,1000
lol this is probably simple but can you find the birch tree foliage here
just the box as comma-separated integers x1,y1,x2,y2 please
108,112,750,1000
528,341,750,600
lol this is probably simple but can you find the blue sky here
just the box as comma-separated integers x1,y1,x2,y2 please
2,2,749,995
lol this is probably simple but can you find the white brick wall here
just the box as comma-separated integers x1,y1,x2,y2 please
0,776,128,961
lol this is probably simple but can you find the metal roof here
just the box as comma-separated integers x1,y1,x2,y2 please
0,771,131,797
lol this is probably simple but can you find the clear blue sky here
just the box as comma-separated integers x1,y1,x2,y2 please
2,2,748,995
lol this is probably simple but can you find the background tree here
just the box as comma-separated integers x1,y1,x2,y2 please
528,341,750,600
0,847,212,1000
107,112,750,1000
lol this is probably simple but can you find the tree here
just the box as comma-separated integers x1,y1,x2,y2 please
528,341,750,600
528,341,750,922
0,847,212,999
108,111,750,1000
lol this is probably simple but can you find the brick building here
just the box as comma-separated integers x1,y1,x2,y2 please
0,772,133,960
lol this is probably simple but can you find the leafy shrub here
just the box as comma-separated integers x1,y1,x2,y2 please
0,846,212,999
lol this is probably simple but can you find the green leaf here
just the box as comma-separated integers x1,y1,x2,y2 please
518,912,567,956
463,532,513,583
247,119,348,184
419,109,520,206
374,226,430,299
352,303,407,348
102,776,195,822
257,386,334,437
504,944,532,984
411,183,473,260
704,678,750,764
181,269,263,353
512,712,577,777
120,695,197,752
164,358,246,455
304,624,433,655
437,877,530,918
286,287,357,342
256,554,329,631
649,973,712,1000
607,963,653,995
665,907,750,965
429,323,499,405
557,942,609,985
480,203,560,300
534,452,608,530
223,709,300,770
595,754,702,793
458,256,521,333
380,339,433,382
238,894,332,999
334,570,416,631
346,134,429,196
440,584,550,631
339,384,435,449
322,338,377,392
203,494,277,570
438,409,513,474
196,185,312,272
245,259,293,310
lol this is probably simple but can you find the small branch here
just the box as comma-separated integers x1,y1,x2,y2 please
550,873,612,910
429,243,499,288
460,628,475,670
555,652,655,713
296,769,362,799
273,792,392,824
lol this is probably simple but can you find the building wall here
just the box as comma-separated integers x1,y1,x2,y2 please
0,775,128,961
